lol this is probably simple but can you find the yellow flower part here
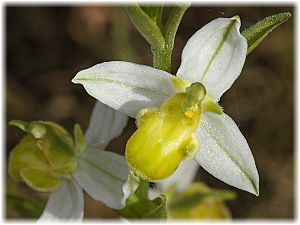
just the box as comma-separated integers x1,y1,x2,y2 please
125,83,207,181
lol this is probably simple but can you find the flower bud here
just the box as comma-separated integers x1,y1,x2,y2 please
167,182,235,219
8,120,78,192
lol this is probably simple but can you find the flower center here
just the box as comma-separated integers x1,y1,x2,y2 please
125,82,208,182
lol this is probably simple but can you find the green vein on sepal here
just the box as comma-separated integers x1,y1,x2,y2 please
73,75,171,98
202,122,259,196
200,18,237,81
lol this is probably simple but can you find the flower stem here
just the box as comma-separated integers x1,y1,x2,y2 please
153,4,190,72
152,47,171,72
126,4,190,73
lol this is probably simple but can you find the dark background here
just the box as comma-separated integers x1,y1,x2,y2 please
6,5,294,219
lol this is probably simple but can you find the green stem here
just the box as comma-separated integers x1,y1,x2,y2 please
163,4,190,61
141,5,163,31
153,4,190,72
152,47,171,72
125,4,190,73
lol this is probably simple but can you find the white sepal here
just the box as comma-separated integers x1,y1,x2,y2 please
85,101,128,148
72,61,174,118
195,112,259,195
38,180,84,222
177,17,247,101
73,146,129,209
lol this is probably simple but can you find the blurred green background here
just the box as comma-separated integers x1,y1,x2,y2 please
6,5,294,219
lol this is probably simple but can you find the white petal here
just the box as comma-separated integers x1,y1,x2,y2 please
84,101,128,147
38,180,84,221
177,17,247,101
73,146,129,209
72,61,174,118
157,160,199,192
195,112,259,195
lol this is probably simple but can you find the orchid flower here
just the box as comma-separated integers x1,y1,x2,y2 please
72,16,259,195
40,102,129,221
8,101,129,221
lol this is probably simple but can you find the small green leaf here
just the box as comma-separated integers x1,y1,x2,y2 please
125,5,165,50
74,124,86,152
118,179,167,219
152,4,190,72
242,12,291,55
141,5,163,30
7,193,44,218
9,120,30,133
164,4,190,53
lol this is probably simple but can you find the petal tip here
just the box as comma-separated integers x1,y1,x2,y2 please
231,15,241,23
71,78,78,84
253,185,260,196
248,185,259,196
251,190,259,197
72,74,82,84
248,177,259,196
